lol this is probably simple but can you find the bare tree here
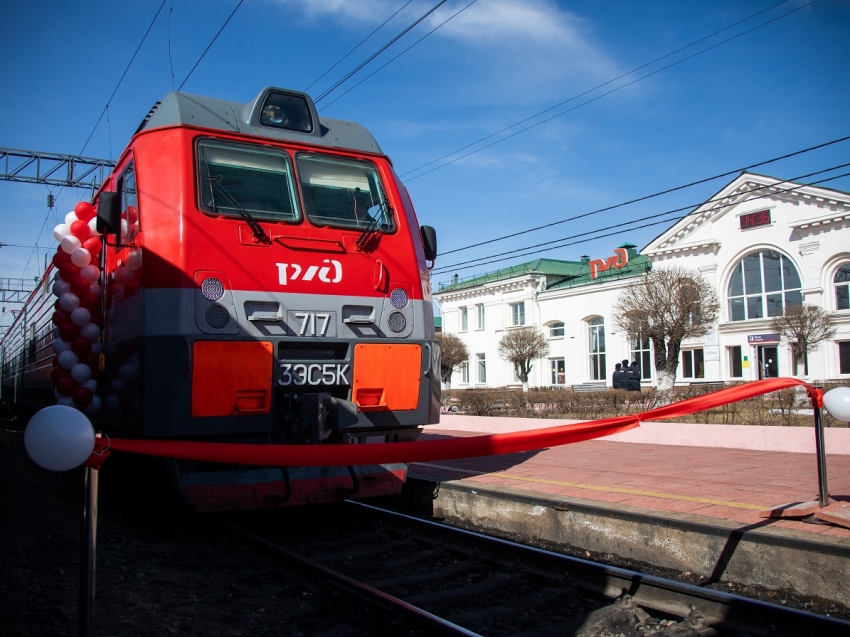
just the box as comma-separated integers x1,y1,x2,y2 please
436,332,469,389
770,304,837,377
614,266,719,402
498,327,550,392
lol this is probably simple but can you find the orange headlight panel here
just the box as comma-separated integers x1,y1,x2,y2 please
191,341,273,417
352,344,421,411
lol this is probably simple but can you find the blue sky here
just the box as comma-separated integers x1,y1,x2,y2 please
1,0,849,328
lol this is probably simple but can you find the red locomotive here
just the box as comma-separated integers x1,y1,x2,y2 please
1,87,440,511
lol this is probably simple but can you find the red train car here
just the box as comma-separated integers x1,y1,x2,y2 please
1,87,441,511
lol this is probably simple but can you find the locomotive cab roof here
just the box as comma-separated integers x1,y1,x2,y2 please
135,87,383,155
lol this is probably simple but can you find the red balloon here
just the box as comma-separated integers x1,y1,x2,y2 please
58,322,80,341
55,376,78,397
81,292,100,310
58,262,81,282
85,352,100,369
52,309,71,326
82,236,102,257
50,367,68,384
52,250,71,267
70,275,90,297
126,205,139,225
72,386,94,407
72,337,92,357
75,201,96,222
91,311,104,327
90,368,101,381
70,219,90,240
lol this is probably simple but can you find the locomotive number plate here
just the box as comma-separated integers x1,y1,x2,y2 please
286,311,337,337
278,361,351,387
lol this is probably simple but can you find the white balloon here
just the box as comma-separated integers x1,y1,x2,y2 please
84,395,102,415
89,282,102,296
70,363,92,384
120,218,129,238
64,210,79,225
24,405,95,471
52,338,72,355
90,342,102,355
81,265,100,284
57,350,79,370
109,379,124,393
53,224,71,241
70,307,92,327
824,387,850,422
80,323,101,341
82,379,99,392
52,279,71,298
58,292,80,312
57,396,75,407
88,217,101,236
71,247,92,267
60,235,82,255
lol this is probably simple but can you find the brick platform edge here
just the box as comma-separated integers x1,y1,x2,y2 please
432,415,850,455
402,476,850,606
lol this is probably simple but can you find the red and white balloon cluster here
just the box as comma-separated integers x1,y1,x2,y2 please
50,201,104,414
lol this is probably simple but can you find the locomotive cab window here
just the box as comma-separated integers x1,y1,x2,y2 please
117,162,139,246
197,139,300,222
296,153,395,232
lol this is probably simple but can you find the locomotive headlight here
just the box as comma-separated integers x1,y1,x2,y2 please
389,287,408,309
201,277,225,301
387,311,406,333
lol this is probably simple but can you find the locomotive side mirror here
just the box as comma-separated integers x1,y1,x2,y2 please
96,192,121,235
420,225,437,262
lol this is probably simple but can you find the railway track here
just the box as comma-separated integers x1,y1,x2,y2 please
224,500,850,636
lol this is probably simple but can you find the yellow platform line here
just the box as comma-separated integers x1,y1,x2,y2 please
413,462,768,511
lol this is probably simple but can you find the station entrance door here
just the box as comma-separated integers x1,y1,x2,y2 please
757,346,779,379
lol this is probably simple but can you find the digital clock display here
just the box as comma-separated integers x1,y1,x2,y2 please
739,209,771,230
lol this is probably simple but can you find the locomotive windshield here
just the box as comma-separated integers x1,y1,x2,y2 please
198,139,300,222
296,153,395,232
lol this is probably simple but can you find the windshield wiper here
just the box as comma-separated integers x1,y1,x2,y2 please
207,175,272,245
355,199,392,250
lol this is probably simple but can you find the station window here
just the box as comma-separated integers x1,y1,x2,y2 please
548,322,565,338
682,349,705,379
477,353,486,383
460,360,469,384
587,317,606,381
630,335,652,380
460,307,468,332
728,345,743,378
197,139,300,222
511,302,525,326
727,250,802,321
476,304,485,330
550,358,566,385
840,341,850,375
835,264,850,311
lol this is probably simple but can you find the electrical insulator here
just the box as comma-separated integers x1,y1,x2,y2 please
47,194,55,208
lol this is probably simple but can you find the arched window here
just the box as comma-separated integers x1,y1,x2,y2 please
548,321,565,338
835,264,850,311
727,250,802,321
587,317,606,381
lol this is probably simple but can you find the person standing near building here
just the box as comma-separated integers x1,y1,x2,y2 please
612,363,623,389
627,361,642,391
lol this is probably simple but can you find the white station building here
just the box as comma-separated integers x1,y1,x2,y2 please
434,173,850,389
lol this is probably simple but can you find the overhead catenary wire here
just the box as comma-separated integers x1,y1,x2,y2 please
319,0,480,110
404,0,819,183
314,0,448,104
433,168,850,281
438,133,850,258
304,0,416,93
178,0,245,91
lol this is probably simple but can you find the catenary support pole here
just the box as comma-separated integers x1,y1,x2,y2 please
79,462,99,637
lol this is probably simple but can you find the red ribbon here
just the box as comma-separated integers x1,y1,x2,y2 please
87,377,817,468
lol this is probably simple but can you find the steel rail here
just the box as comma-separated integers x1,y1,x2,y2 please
347,500,850,637
224,520,481,637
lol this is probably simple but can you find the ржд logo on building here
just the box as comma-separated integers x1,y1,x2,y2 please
589,248,629,279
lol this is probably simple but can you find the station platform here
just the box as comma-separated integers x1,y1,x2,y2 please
406,415,850,606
